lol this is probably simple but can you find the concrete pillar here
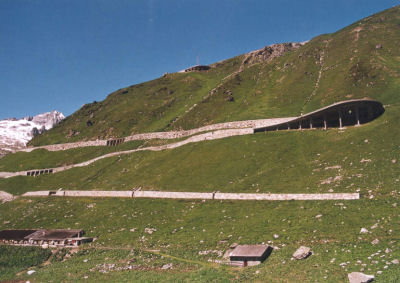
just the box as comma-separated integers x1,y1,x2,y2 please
299,122,302,130
355,106,360,126
324,114,327,130
339,110,343,128
287,124,290,130
309,118,313,129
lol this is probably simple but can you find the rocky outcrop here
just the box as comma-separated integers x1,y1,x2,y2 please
0,191,14,203
292,246,312,260
242,42,305,67
348,272,374,283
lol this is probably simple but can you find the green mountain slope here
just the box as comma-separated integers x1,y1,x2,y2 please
30,6,400,146
0,6,399,283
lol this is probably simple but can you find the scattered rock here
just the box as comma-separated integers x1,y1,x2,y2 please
360,159,372,163
292,246,312,260
385,248,392,254
41,244,49,249
90,263,136,273
273,234,279,239
0,191,14,203
392,159,397,164
370,223,378,229
371,239,380,245
144,228,156,234
27,270,36,275
392,259,399,265
315,214,323,219
229,243,238,249
348,272,374,283
161,263,173,270
325,165,341,170
360,228,369,234
130,228,136,232
375,44,382,49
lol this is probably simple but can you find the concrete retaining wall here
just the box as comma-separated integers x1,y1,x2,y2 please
213,193,360,200
1,128,255,178
124,118,293,142
0,172,23,178
22,140,107,152
18,117,294,153
134,191,213,199
64,190,133,198
23,191,51,196
21,190,360,201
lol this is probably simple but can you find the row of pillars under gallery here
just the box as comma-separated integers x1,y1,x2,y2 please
258,102,384,133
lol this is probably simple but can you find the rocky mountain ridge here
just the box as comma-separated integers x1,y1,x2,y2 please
0,111,65,156
241,42,306,68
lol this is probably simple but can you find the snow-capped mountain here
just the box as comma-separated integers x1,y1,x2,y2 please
0,111,65,154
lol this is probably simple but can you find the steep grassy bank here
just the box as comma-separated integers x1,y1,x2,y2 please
0,245,51,281
1,104,398,197
0,197,398,282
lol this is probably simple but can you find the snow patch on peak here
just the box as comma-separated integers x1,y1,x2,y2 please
0,111,65,154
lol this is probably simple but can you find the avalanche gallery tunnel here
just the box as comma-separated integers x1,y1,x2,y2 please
254,99,385,133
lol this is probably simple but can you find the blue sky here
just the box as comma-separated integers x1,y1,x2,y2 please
0,0,398,119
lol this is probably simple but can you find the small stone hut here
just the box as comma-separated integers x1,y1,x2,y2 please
229,245,271,266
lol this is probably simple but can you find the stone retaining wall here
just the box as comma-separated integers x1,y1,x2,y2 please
213,193,360,200
19,117,294,153
0,172,25,178
21,190,360,201
21,140,107,152
134,191,214,199
64,190,133,198
1,128,254,178
124,118,293,142
23,191,52,196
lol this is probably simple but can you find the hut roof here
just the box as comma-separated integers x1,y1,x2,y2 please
230,245,269,259
24,229,83,241
0,229,37,241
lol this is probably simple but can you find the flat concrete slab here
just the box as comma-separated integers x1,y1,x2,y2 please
26,229,83,241
230,245,270,261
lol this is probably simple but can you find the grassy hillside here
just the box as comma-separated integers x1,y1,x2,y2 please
30,56,243,145
0,6,399,283
0,197,398,282
0,103,398,196
29,6,400,146
171,6,400,129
